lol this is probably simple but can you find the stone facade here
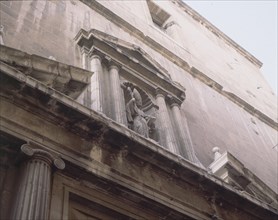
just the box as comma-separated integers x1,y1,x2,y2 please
0,0,277,219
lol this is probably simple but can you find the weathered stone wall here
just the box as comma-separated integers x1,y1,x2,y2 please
0,0,277,193
95,0,277,119
1,78,276,219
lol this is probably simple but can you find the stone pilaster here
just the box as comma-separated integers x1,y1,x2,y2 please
88,51,103,112
11,144,65,220
155,89,178,154
108,63,126,124
76,47,89,105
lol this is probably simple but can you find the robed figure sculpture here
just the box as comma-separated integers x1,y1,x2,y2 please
125,85,155,138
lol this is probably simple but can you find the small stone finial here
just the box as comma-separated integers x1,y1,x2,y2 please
212,147,222,161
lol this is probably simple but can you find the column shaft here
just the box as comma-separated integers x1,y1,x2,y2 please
12,158,51,220
156,94,178,154
108,65,126,124
11,145,65,220
89,54,103,112
171,104,199,163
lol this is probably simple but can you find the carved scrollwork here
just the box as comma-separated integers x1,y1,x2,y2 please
21,143,65,170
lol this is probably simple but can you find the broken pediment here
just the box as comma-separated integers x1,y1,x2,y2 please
0,45,92,99
208,149,278,209
74,29,185,103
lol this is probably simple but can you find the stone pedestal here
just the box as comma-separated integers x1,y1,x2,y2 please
155,90,178,154
108,63,126,124
11,144,65,220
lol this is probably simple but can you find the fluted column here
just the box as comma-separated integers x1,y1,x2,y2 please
108,63,126,124
170,101,201,164
155,89,178,154
89,52,103,112
12,144,65,220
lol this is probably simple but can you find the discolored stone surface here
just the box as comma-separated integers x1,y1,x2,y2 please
0,0,277,219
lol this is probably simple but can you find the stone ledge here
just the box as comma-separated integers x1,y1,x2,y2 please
0,45,93,99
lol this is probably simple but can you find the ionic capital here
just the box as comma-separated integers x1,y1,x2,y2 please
21,144,65,170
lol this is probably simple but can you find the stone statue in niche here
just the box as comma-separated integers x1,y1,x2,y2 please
124,84,155,138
